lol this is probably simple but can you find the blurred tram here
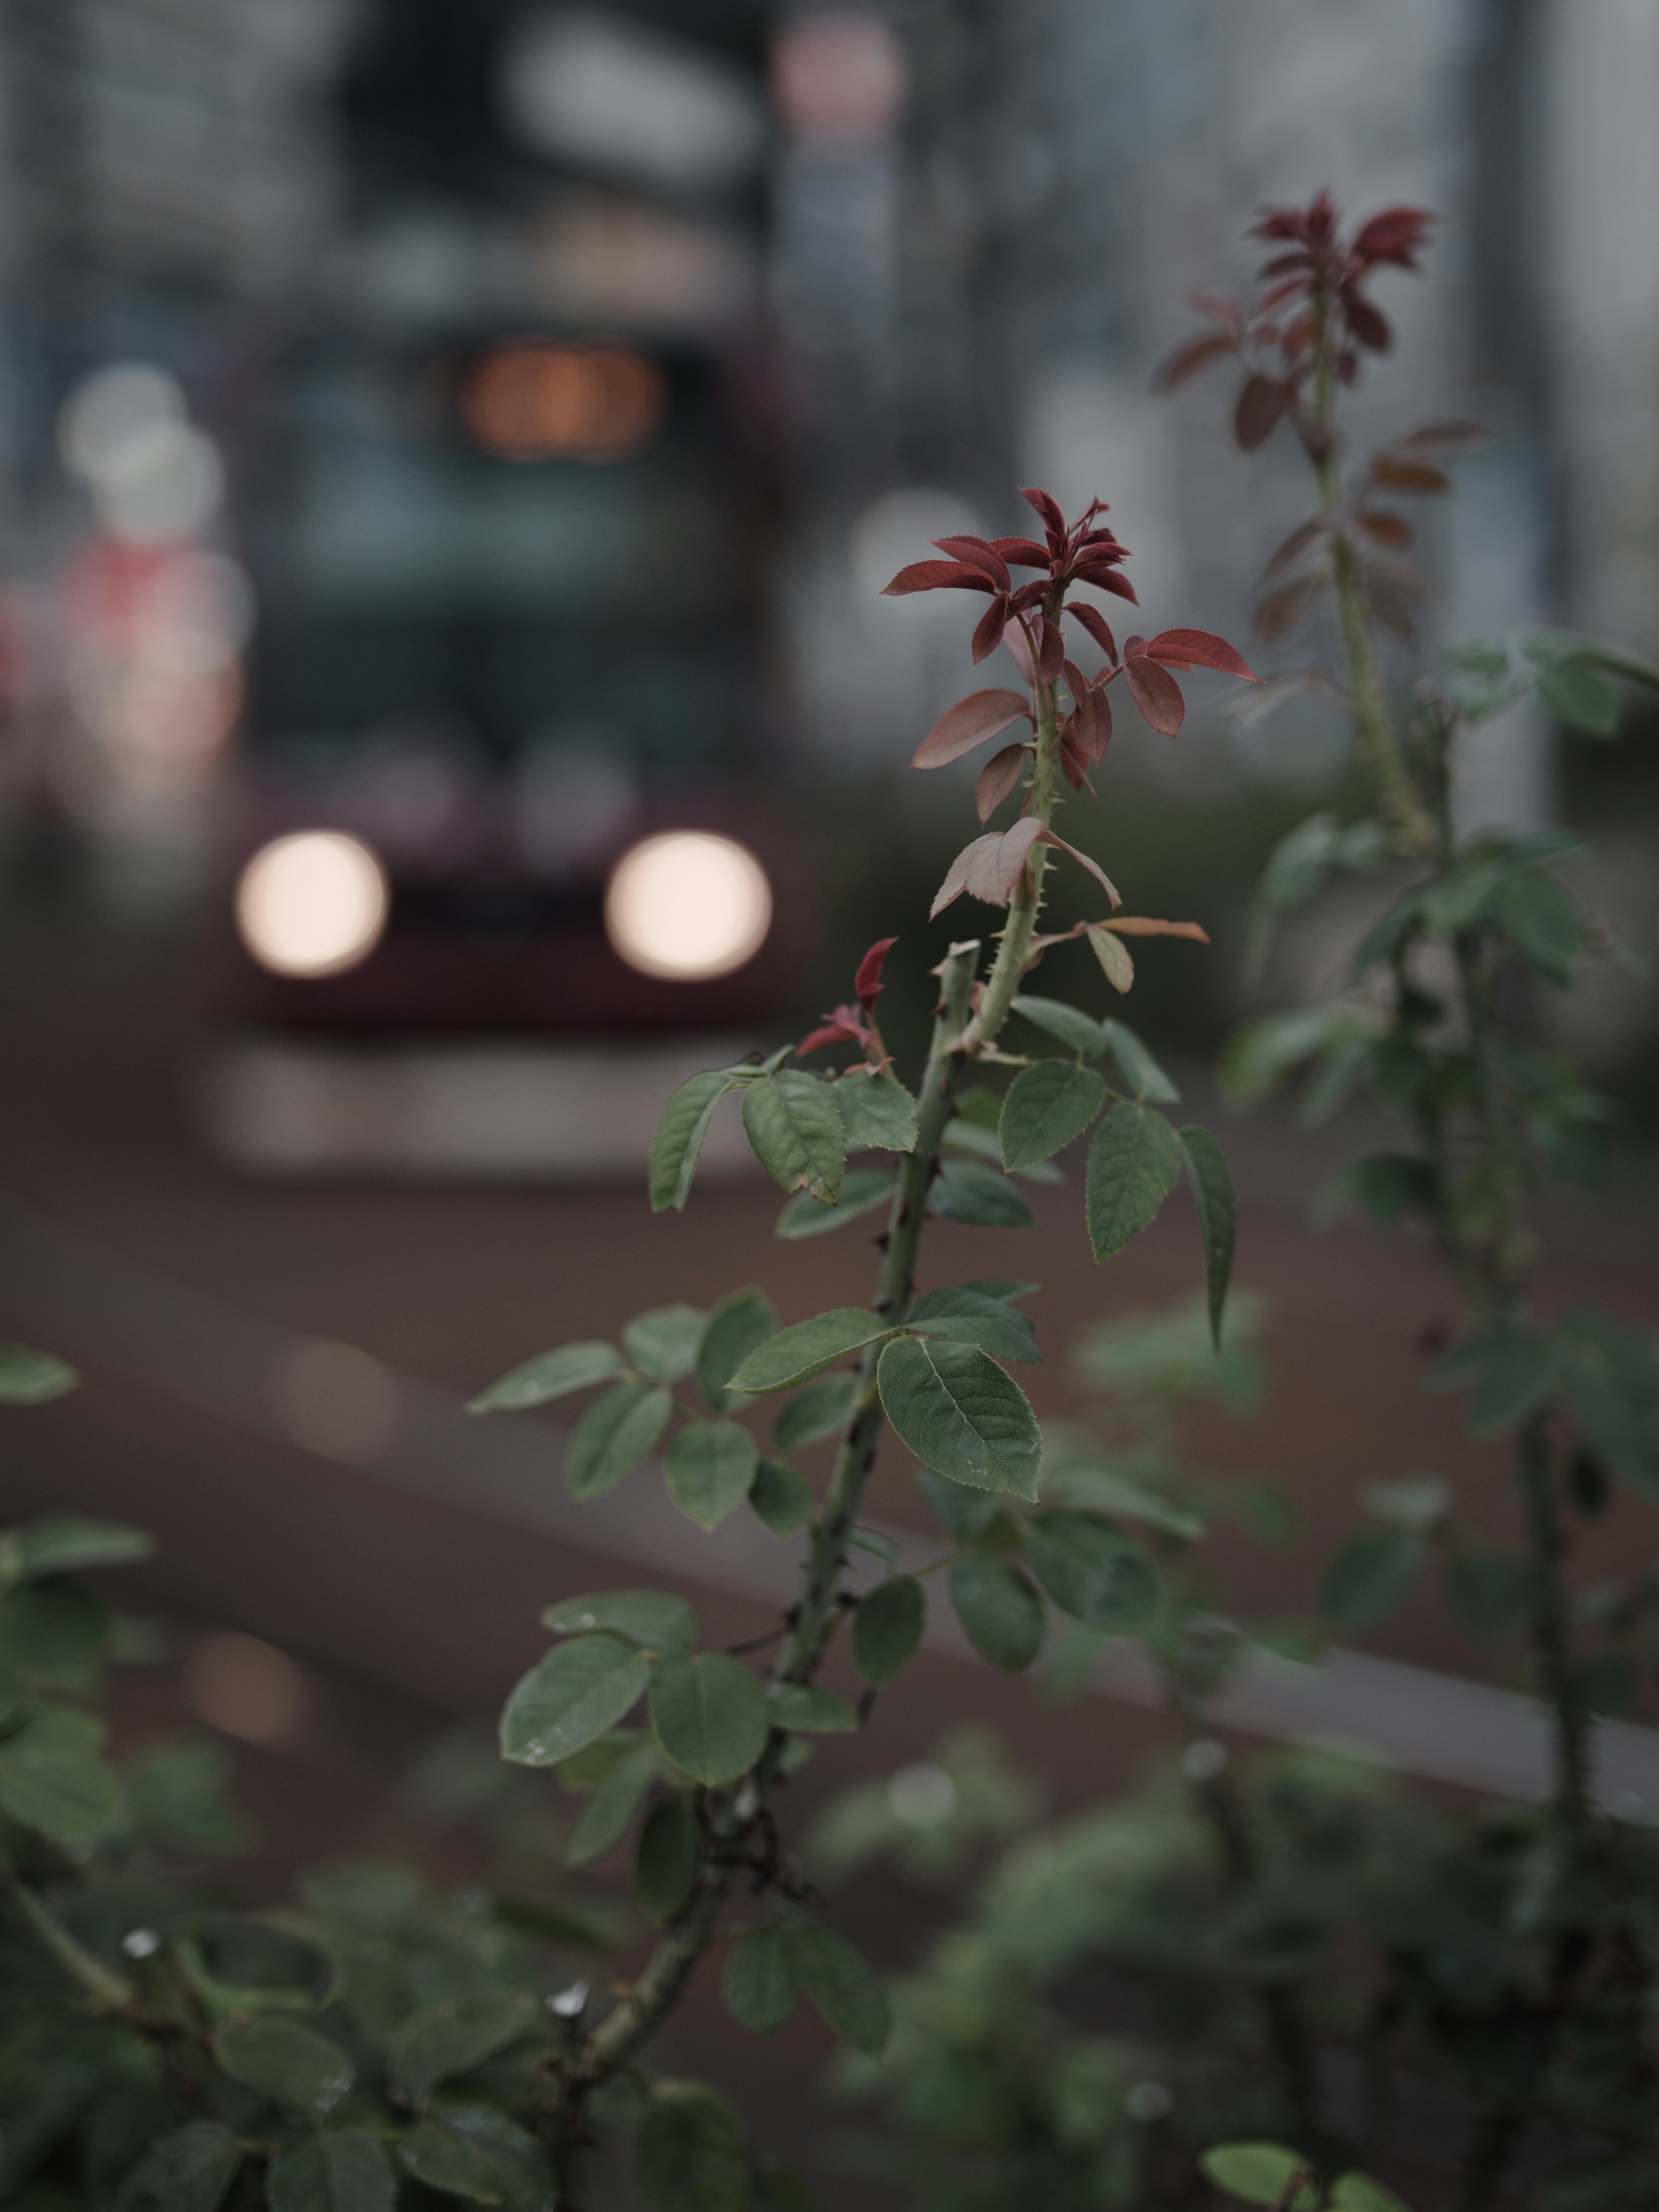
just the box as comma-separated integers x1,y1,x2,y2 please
228,317,798,1038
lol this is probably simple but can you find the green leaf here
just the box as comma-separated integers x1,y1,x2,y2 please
750,1459,815,1536
114,2120,242,2212
832,1069,918,1152
696,1289,779,1414
649,1652,770,1785
389,1992,541,2105
1536,659,1621,736
211,2016,354,2117
565,1740,660,1867
420,2106,550,2212
877,1335,1042,1498
754,2164,823,2212
1000,1061,1107,1170
565,1383,672,1501
1444,1549,1531,1643
125,1735,251,1855
948,1555,1046,1671
467,1342,627,1413
1429,1329,1556,1440
1176,1125,1236,1349
1009,995,1108,1058
1023,1512,1159,1631
625,1306,708,1384
1101,1018,1180,1103
266,2131,396,2212
1555,1309,1659,1497
1085,1103,1181,1261
0,1343,79,1404
1330,2174,1412,2212
906,1287,1040,1363
635,1795,701,1919
731,1310,890,1394
1491,869,1586,982
773,1373,859,1453
853,1577,925,1685
743,1071,847,1201
397,2121,509,2205
776,1167,895,1239
770,1684,858,1732
651,1071,742,1212
638,2081,750,2212
788,1923,890,2054
1322,1529,1425,1632
1222,1005,1363,1104
664,1421,759,1532
0,1707,123,1837
722,1924,800,2034
542,1590,697,1653
11,1516,154,1580
499,1635,652,1767
963,1276,1038,1301
1198,2144,1319,2209
928,1160,1035,1228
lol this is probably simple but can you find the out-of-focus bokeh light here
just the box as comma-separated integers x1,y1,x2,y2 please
235,831,391,979
274,1339,400,1464
605,830,772,981
772,11,908,143
182,1631,306,1744
500,8,764,195
57,361,223,544
462,342,668,463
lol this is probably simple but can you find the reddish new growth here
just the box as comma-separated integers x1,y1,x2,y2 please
796,936,896,1067
1158,193,1434,455
1158,194,1486,648
883,486,1256,919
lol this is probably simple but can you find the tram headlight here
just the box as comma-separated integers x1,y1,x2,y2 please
235,831,390,979
604,831,771,982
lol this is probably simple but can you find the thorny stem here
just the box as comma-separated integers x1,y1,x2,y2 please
544,675,1072,2200
1309,303,1436,855
1,1857,136,2015
1318,389,1598,2210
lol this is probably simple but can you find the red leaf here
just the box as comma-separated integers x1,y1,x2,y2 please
1100,916,1210,942
1125,655,1185,737
1146,628,1259,681
1035,616,1064,686
912,688,1033,769
975,742,1027,823
1059,729,1087,791
1122,635,1146,658
931,817,1046,916
1066,602,1118,662
1020,484,1066,551
1254,572,1326,642
1390,419,1487,462
1264,514,1328,577
1234,372,1289,451
798,1010,867,1057
933,535,1011,591
1071,684,1112,762
1257,275,1312,315
882,559,996,596
971,593,1010,664
1370,453,1450,495
1034,828,1120,909
1072,560,1138,604
1260,252,1312,277
1352,206,1433,268
1341,288,1392,352
1002,619,1037,686
1354,509,1414,550
1153,330,1237,393
855,938,896,1011
1062,657,1090,708
990,537,1053,569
